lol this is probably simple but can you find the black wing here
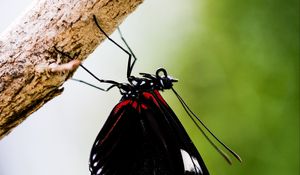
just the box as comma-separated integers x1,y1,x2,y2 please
89,91,209,175
89,99,144,175
143,90,209,175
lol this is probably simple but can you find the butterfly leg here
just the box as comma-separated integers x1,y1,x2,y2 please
93,15,136,79
54,47,119,91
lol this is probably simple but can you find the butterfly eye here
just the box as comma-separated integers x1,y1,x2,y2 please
156,68,168,78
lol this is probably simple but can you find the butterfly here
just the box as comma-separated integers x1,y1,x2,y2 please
70,15,242,175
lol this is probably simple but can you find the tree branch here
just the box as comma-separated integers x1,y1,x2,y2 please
0,0,143,139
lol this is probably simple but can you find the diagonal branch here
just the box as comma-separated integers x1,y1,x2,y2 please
0,0,143,139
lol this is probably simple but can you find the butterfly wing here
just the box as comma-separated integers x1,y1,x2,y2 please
141,91,209,175
89,100,144,175
89,99,179,175
89,91,209,175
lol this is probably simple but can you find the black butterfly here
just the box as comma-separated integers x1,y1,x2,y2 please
73,15,241,175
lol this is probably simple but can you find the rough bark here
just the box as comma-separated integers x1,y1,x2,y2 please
0,0,143,139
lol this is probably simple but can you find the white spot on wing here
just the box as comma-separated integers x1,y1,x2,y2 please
96,167,102,175
92,153,97,160
93,161,99,167
180,149,203,174
95,140,99,146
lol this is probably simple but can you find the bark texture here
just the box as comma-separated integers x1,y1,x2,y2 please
0,0,143,139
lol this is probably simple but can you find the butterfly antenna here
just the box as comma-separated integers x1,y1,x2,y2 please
172,88,242,163
173,89,233,164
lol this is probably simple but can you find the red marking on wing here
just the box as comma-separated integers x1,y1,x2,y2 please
142,90,168,107
103,91,169,145
131,101,138,109
142,92,159,106
100,109,126,145
112,100,131,115
153,90,168,106
141,104,148,110
101,99,134,145
101,99,141,144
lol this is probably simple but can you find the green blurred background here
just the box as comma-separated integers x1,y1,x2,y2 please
165,0,299,174
0,0,299,175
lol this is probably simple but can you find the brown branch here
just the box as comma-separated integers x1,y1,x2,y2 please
0,0,143,139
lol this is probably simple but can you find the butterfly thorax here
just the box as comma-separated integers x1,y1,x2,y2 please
118,68,178,99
